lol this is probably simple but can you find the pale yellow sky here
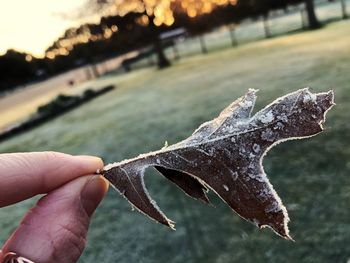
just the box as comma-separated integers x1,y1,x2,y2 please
0,0,100,57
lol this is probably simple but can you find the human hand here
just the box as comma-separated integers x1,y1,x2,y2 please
0,152,109,263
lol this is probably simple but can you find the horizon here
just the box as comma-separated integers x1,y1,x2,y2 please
0,0,99,57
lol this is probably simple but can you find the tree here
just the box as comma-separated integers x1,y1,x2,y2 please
84,0,173,68
0,50,36,93
82,0,238,68
286,0,321,29
304,0,321,29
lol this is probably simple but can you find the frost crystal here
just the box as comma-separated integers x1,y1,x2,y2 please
259,111,274,124
303,92,317,103
253,144,261,153
261,128,277,142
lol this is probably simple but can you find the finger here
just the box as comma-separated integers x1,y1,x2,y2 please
0,152,103,207
0,174,109,263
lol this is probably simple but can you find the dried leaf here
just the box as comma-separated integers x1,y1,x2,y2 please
101,88,334,239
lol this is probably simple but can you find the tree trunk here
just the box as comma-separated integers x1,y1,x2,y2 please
263,13,271,38
147,14,170,69
199,35,208,54
229,25,238,46
340,0,348,19
154,38,170,69
304,0,321,29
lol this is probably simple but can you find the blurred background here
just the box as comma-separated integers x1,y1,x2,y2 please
0,0,349,262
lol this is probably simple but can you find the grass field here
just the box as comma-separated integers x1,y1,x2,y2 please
1,20,350,262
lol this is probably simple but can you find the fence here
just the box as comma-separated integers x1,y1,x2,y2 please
122,0,349,71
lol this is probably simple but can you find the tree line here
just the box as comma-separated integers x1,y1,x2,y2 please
0,0,329,94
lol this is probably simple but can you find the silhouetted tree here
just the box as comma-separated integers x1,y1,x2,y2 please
0,50,36,93
83,0,172,68
304,0,321,28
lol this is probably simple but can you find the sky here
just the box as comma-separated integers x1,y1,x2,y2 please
0,0,99,57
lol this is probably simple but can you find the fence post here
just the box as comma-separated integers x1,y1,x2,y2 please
340,0,348,19
91,64,100,78
263,14,271,38
173,41,180,60
85,67,93,80
101,61,108,75
300,7,308,29
199,35,208,54
228,25,238,46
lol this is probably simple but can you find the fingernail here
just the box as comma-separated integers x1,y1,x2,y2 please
80,175,109,217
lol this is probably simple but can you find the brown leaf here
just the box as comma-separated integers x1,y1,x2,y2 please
101,88,334,239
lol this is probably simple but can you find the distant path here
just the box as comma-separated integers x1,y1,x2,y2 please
0,51,137,130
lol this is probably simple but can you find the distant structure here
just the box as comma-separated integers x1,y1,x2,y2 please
160,27,187,41
160,27,187,60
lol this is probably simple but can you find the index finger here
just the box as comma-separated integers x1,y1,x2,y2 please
0,151,103,207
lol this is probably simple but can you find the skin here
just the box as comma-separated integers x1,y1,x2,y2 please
0,152,109,263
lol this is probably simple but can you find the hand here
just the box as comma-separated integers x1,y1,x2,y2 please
0,152,108,263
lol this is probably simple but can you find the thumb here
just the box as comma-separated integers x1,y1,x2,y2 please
1,175,109,263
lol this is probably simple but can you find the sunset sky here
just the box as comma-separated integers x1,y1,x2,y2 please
0,0,237,57
0,0,99,57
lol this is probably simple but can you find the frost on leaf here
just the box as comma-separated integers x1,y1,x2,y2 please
100,88,334,239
